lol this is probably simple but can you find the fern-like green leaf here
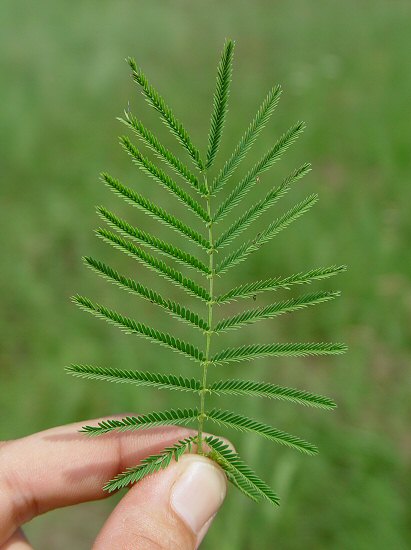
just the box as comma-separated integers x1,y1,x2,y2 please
209,379,336,409
81,408,199,435
205,436,280,505
104,436,198,492
215,163,311,249
83,257,209,330
97,229,210,301
121,137,209,222
102,173,210,250
216,194,318,275
216,265,347,304
73,296,205,362
71,42,347,508
211,85,282,194
119,112,207,195
206,409,317,455
128,57,204,170
66,364,201,393
211,342,347,365
213,121,305,223
206,39,234,169
98,206,209,274
214,291,340,332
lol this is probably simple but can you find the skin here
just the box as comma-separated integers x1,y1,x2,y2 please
0,417,228,549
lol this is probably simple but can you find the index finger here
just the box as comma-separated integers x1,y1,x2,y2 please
0,417,194,544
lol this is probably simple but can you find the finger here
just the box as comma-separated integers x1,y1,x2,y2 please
1,529,32,550
94,454,227,550
0,417,195,544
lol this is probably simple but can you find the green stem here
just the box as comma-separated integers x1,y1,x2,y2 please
197,174,214,454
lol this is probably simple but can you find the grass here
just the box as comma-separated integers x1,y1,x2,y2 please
0,0,410,548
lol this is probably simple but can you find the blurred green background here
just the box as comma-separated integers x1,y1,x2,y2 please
1,0,410,548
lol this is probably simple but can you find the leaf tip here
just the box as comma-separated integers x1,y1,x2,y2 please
126,56,137,71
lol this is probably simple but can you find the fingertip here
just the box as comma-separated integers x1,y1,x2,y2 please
170,455,227,536
94,453,228,549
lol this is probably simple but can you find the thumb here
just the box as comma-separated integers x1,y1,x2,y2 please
93,454,227,549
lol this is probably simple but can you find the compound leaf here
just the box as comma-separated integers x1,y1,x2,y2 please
121,136,209,221
206,40,235,169
213,121,305,223
214,291,340,332
119,112,206,194
83,257,209,330
97,229,210,301
128,57,204,170
102,173,210,249
209,379,336,409
215,163,311,249
211,85,282,194
216,265,347,304
81,408,199,436
211,342,347,365
104,436,198,492
98,206,209,274
73,295,205,362
205,436,280,505
66,364,201,393
216,194,318,275
206,409,317,455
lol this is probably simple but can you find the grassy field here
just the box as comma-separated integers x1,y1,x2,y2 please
1,1,410,548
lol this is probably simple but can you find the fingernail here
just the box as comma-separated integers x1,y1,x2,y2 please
170,455,227,535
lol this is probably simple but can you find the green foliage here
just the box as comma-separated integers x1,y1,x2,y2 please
121,135,210,221
69,40,346,506
213,121,306,223
104,436,198,492
215,163,311,249
72,295,205,361
216,194,319,274
127,57,204,171
102,172,210,248
206,40,234,168
83,257,209,330
211,85,282,194
209,378,336,409
214,291,340,332
211,342,346,365
119,112,205,195
205,436,280,505
206,409,318,454
216,264,346,304
97,206,209,273
66,364,201,393
95,229,210,300
80,408,199,435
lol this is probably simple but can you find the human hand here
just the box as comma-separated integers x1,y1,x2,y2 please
0,417,228,549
